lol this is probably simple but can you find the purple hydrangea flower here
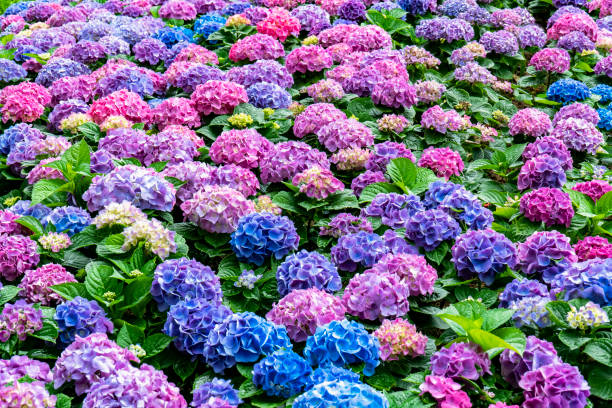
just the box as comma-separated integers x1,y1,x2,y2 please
192,378,241,406
430,342,491,380
0,300,43,342
276,250,341,296
522,137,573,171
404,208,461,251
500,335,561,387
363,193,424,229
54,297,113,346
517,231,577,282
342,271,410,321
499,279,551,309
331,231,389,272
519,363,590,407
517,154,567,190
552,258,612,306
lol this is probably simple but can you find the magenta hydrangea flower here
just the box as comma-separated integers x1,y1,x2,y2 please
159,0,197,19
18,264,77,306
88,89,152,125
500,335,561,388
285,45,332,74
342,271,410,321
369,253,437,296
420,375,470,408
547,12,598,42
418,147,464,180
49,74,96,105
574,236,612,261
509,108,552,137
551,118,604,154
522,136,573,171
191,80,248,116
351,170,387,197
293,166,344,199
209,128,273,169
293,103,346,139
373,318,428,361
520,187,574,227
529,48,570,73
266,288,346,342
0,234,39,281
53,333,139,395
0,381,56,408
260,141,330,184
152,97,201,129
371,78,417,108
0,300,43,342
229,33,285,62
345,24,392,51
594,54,612,78
517,154,567,190
430,342,491,380
572,180,612,202
316,118,374,152
552,102,600,127
180,185,255,233
519,363,590,408
0,210,25,235
420,105,466,134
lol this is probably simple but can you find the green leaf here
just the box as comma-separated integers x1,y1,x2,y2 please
96,234,126,257
424,242,448,265
359,182,402,203
386,391,433,408
119,277,152,310
62,139,91,173
143,333,172,357
0,286,21,306
566,189,596,217
85,262,118,299
174,358,197,381
387,158,416,188
411,167,440,195
70,226,105,249
15,216,44,236
558,330,592,350
326,190,359,210
62,251,91,269
31,179,66,204
236,364,254,379
437,314,481,336
77,122,102,144
596,191,612,216
365,370,397,391
149,161,168,172
50,282,88,301
492,327,526,355
481,309,515,331
30,318,58,343
585,339,612,367
504,144,526,164
217,255,241,279
272,191,301,213
588,366,612,400
347,97,381,121
238,379,263,399
55,394,72,408
468,328,523,357
116,323,144,348
546,301,571,328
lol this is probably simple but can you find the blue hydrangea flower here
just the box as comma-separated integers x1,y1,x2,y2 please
13,44,43,63
333,18,358,26
151,258,222,311
331,231,389,272
597,108,612,131
153,27,192,47
452,229,517,286
4,1,30,15
164,298,232,357
370,1,402,12
363,193,424,229
35,58,91,87
398,0,434,15
304,319,380,376
203,312,292,373
276,250,341,296
439,187,494,230
192,378,242,406
54,296,113,346
499,278,551,308
592,84,612,103
294,380,389,408
547,79,591,104
194,14,226,41
0,59,27,82
45,206,91,236
309,366,361,387
10,200,51,226
253,349,313,398
230,212,300,266
404,208,461,251
247,82,292,109
439,0,471,17
0,123,44,155
423,181,463,209
553,258,612,306
510,295,551,328
220,1,251,15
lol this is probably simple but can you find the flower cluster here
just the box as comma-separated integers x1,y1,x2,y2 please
0,300,43,342
373,318,428,361
54,297,113,346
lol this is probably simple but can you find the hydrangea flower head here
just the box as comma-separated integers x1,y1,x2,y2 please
253,349,313,397
404,208,461,251
276,250,340,296
0,300,43,342
520,188,574,227
430,342,491,380
293,380,389,408
18,263,76,306
54,297,113,345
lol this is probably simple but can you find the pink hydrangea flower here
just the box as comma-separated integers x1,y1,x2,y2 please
316,118,374,152
418,147,464,180
292,166,344,199
508,108,552,137
257,7,301,41
191,80,248,116
285,45,333,74
266,288,346,342
209,128,273,169
372,78,417,108
572,180,612,202
529,48,570,73
152,97,201,129
420,375,471,408
573,236,612,261
173,43,219,65
88,89,152,125
158,0,197,19
228,34,285,62
547,13,598,42
18,263,77,306
369,253,437,296
374,318,428,361
421,105,466,134
293,103,347,139
27,157,66,185
520,187,574,227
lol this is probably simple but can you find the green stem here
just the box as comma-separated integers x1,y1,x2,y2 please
462,378,495,404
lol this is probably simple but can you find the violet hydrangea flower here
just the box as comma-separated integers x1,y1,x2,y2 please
520,187,574,227
54,297,113,346
276,250,341,296
430,342,491,380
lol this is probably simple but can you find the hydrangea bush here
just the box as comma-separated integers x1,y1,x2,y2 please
0,0,610,406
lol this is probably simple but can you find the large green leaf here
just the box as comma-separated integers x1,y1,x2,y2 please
596,191,612,216
50,282,88,301
585,339,612,367
546,301,571,328
0,286,21,305
15,216,44,236
387,158,416,188
481,309,515,331
119,276,152,310
31,179,67,204
588,366,612,400
30,317,58,343
359,182,402,203
143,333,172,357
116,323,144,348
558,330,592,350
85,262,120,299
468,327,525,356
